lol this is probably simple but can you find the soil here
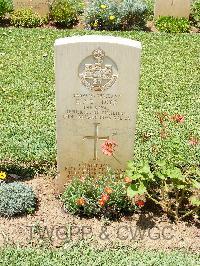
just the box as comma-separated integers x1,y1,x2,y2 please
1,17,199,33
0,175,199,251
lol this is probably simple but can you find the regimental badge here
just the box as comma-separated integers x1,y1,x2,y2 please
79,48,118,92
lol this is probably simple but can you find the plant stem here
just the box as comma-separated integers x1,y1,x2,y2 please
180,206,200,220
112,154,121,165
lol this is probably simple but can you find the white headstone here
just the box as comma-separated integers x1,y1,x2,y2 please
55,35,142,192
154,0,191,19
13,0,50,16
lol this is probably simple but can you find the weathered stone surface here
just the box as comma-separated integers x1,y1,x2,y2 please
154,0,191,19
13,0,50,16
54,35,142,192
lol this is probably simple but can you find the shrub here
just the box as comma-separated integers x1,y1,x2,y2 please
190,0,200,28
85,0,120,31
155,16,190,33
126,160,200,221
10,9,45,27
0,0,13,18
0,182,36,217
85,0,148,31
119,0,148,30
144,0,154,19
50,0,84,27
62,173,135,218
126,111,200,221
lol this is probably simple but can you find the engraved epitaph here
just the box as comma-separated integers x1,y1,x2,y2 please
55,35,142,192
154,0,190,19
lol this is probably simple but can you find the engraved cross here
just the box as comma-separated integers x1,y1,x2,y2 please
83,123,109,160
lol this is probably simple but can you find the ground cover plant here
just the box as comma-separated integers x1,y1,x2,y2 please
155,16,190,33
50,0,84,27
0,180,36,216
0,0,13,18
85,0,148,31
191,0,200,28
0,245,199,266
10,8,46,28
62,173,135,218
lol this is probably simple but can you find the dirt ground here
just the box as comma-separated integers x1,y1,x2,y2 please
0,175,199,251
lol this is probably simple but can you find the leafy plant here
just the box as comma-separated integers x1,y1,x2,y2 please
126,160,200,221
10,9,46,27
85,0,148,31
190,0,200,28
50,0,84,27
62,173,135,218
155,16,190,33
144,0,154,20
85,0,120,31
119,0,148,30
0,182,36,217
0,0,13,18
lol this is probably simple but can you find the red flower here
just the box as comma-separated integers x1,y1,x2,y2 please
189,137,199,146
171,114,185,123
99,198,106,207
76,198,86,206
101,194,110,202
101,139,117,156
135,200,145,208
80,176,85,182
104,187,113,194
124,176,132,184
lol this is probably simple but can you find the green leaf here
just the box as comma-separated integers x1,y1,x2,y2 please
125,170,133,177
140,163,151,174
189,196,200,207
191,180,200,189
157,160,166,167
132,173,143,180
127,184,139,198
156,171,166,180
138,182,147,195
167,168,185,181
176,184,185,189
127,161,135,170
127,182,147,198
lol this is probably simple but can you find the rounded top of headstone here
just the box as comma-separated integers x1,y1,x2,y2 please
54,35,141,49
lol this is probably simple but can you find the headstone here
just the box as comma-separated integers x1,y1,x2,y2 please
154,0,191,19
54,35,142,192
13,0,50,16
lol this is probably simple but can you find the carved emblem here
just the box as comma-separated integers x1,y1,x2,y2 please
79,48,118,92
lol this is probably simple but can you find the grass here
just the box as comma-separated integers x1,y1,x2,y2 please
0,245,199,266
0,28,200,175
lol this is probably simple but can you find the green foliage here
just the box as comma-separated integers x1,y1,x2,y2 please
62,173,135,218
0,0,13,18
126,160,200,220
155,16,190,33
50,0,84,27
0,182,36,217
85,0,148,31
119,0,148,30
85,0,120,31
0,247,199,266
144,0,154,19
10,9,46,27
191,0,200,28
